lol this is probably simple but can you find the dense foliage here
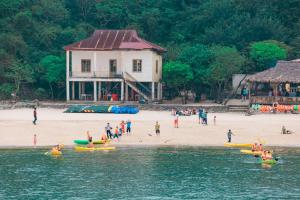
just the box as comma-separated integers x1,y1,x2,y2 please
1,0,300,101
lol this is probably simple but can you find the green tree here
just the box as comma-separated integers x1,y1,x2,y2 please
250,41,287,71
209,46,246,101
40,55,65,99
5,61,33,99
163,61,193,103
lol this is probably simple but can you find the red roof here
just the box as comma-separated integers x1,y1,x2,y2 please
64,30,166,53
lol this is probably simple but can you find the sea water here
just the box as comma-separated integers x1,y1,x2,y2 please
0,147,300,200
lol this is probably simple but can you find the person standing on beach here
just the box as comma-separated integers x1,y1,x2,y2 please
213,116,216,125
105,123,112,139
126,120,132,134
198,108,202,124
202,112,208,125
120,121,125,134
174,114,179,128
33,134,37,147
155,121,160,136
33,107,37,125
227,129,234,143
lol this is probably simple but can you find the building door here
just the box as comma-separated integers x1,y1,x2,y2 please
109,59,117,77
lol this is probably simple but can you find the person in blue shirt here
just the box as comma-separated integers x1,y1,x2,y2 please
126,120,132,134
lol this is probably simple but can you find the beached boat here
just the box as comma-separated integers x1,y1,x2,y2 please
73,140,109,145
224,143,252,148
240,149,262,155
74,146,116,151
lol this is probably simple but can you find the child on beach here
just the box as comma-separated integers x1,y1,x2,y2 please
174,114,179,128
33,134,37,147
227,129,234,143
33,107,37,125
120,121,125,134
126,120,132,134
155,121,160,136
114,126,119,141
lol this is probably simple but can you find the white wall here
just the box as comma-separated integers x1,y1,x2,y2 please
71,50,162,82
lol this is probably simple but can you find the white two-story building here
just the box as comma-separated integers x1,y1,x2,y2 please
64,29,166,102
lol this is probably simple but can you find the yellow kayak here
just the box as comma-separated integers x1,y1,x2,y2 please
74,146,116,151
224,143,252,148
240,149,262,155
46,150,62,156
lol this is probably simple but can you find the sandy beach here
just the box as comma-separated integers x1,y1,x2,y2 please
0,108,299,147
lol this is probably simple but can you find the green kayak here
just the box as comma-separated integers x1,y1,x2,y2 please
73,140,105,145
259,159,277,165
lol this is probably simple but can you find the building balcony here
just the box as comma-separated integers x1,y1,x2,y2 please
69,71,123,79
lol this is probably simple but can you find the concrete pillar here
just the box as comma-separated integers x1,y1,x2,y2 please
93,81,97,102
98,82,101,100
66,51,70,101
82,82,85,94
152,82,155,101
121,80,124,101
160,83,163,100
157,82,160,100
125,83,128,101
93,52,97,76
78,82,81,100
72,81,75,100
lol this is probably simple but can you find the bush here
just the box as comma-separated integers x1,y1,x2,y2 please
34,88,49,99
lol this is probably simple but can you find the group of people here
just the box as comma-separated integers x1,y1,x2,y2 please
251,143,273,161
104,120,132,140
198,109,208,125
83,120,132,148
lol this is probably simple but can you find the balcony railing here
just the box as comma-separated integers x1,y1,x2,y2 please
70,70,122,78
250,96,300,105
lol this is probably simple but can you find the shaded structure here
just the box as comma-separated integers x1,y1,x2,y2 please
246,60,300,105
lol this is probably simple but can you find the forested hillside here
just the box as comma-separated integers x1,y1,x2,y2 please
1,0,300,101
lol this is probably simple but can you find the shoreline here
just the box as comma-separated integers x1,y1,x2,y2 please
0,108,299,148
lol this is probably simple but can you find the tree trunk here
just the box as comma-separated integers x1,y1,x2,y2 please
49,82,54,100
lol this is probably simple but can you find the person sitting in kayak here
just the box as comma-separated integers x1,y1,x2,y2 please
261,151,273,160
51,144,62,153
101,133,107,142
251,143,258,152
86,131,94,148
257,144,263,152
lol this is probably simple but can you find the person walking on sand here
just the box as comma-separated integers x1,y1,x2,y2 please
33,107,37,125
174,114,179,128
126,120,132,134
155,121,160,136
202,111,208,125
105,123,112,139
213,116,216,126
227,129,234,143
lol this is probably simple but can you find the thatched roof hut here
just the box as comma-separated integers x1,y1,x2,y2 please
246,61,300,83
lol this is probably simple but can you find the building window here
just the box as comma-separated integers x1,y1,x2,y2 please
133,59,142,72
156,60,158,74
109,59,117,73
81,59,91,72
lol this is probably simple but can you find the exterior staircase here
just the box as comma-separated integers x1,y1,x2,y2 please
226,99,249,112
123,72,152,101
